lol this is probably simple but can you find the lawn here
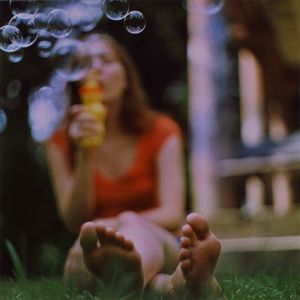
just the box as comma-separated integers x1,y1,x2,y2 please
3,241,300,299
1,271,300,300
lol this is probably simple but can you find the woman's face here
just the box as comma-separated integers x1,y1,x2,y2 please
80,39,127,106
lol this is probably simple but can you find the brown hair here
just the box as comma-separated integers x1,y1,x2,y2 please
68,33,156,135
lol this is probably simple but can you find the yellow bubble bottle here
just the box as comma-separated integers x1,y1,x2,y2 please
78,78,107,147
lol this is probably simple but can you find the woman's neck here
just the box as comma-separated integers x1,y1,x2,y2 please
104,100,123,136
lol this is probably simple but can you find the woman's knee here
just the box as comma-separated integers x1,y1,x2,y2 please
118,211,143,225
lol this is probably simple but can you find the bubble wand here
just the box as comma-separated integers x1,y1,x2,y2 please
78,73,107,147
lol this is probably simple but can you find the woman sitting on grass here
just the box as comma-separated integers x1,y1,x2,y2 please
45,32,222,299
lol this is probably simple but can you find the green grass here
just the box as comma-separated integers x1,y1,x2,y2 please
1,271,300,299
4,240,300,299
220,271,300,299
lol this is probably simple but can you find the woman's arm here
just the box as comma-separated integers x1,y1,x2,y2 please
139,135,186,230
45,105,102,234
45,142,97,234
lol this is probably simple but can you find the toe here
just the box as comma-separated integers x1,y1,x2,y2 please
115,231,125,245
124,238,134,251
180,236,192,248
186,213,209,240
182,224,193,237
182,224,198,246
180,259,192,272
179,248,190,260
115,231,133,250
80,222,98,252
102,227,119,246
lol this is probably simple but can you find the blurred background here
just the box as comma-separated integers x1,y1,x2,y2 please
0,0,299,277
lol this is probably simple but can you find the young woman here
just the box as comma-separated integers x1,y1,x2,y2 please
45,33,221,299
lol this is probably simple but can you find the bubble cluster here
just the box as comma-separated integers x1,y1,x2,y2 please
1,0,147,142
9,0,38,16
51,38,90,82
0,0,146,61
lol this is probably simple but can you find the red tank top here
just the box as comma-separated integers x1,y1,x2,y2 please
49,115,181,218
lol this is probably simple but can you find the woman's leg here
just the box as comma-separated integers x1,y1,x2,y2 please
68,212,222,298
80,212,179,288
150,212,222,299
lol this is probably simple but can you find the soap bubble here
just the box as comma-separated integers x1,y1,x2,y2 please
163,80,187,106
4,80,22,110
48,9,73,39
9,13,38,48
37,39,53,58
36,30,55,58
0,25,23,53
7,80,22,98
124,11,146,34
38,86,55,101
28,84,68,142
64,2,103,33
8,48,24,63
51,38,91,82
103,0,129,21
0,110,8,133
79,5,103,32
9,0,38,16
32,12,49,33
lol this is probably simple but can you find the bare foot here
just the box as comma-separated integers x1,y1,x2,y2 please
79,221,144,298
168,213,221,298
181,213,221,296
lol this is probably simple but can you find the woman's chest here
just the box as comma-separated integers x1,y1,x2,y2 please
95,136,141,179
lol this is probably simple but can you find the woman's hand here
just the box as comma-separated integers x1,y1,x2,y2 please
68,104,104,150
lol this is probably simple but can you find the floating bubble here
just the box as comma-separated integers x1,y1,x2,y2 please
80,0,102,5
32,12,49,33
7,80,22,98
28,84,68,142
79,5,103,32
5,79,22,109
48,9,73,39
63,2,103,33
163,81,187,106
9,0,38,16
0,25,23,53
9,13,38,48
8,48,24,63
103,0,129,21
51,38,91,82
124,11,146,34
37,39,53,58
28,92,59,142
49,73,68,93
0,110,8,133
38,86,55,101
